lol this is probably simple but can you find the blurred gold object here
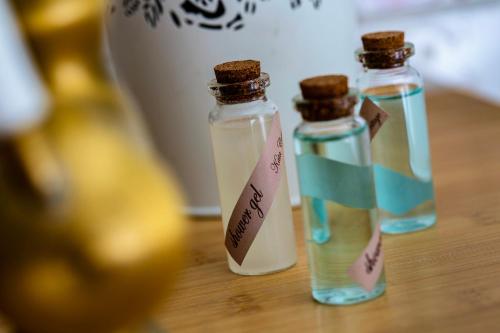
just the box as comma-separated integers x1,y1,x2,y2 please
0,1,187,333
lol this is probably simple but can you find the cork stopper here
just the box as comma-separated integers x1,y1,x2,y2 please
209,60,269,104
295,75,356,122
214,60,261,84
362,31,405,51
300,75,348,100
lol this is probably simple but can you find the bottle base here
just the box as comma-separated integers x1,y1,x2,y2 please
312,282,386,305
381,213,436,235
229,260,296,276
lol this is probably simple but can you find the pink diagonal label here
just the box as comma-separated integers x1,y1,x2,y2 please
360,98,389,141
348,223,384,292
225,113,285,266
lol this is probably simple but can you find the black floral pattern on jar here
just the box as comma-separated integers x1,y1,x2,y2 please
113,0,323,30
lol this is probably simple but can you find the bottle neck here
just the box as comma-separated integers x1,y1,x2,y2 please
209,72,271,106
362,60,411,74
294,91,358,122
216,93,268,106
356,43,415,71
363,59,409,70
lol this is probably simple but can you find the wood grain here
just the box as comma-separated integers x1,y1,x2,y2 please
2,90,500,332
157,90,500,333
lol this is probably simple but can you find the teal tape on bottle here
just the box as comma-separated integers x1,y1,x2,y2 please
374,164,434,216
297,154,434,215
296,154,376,210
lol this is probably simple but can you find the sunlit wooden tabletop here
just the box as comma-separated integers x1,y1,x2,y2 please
156,89,500,333
2,89,500,332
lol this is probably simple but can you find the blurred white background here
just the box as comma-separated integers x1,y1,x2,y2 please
357,0,500,104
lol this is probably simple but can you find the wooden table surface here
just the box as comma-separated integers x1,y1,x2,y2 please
1,89,500,332
155,89,500,333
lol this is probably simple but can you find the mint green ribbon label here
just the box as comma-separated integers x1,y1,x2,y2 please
296,154,376,210
296,154,434,215
374,164,434,215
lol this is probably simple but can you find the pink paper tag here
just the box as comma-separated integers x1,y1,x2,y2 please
360,98,389,140
225,113,285,266
347,223,384,292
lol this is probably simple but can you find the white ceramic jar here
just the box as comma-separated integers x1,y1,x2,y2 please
105,0,357,216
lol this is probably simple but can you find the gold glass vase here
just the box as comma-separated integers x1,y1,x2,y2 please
0,1,186,332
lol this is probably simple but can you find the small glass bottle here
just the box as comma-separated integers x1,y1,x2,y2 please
208,60,297,275
356,31,437,234
294,75,386,305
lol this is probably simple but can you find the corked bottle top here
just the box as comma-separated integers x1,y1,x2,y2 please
214,60,261,84
357,30,414,69
362,31,405,51
300,75,348,100
295,75,357,122
209,60,269,104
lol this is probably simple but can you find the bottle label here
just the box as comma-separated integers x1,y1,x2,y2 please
359,97,389,140
348,222,384,292
374,164,434,215
225,113,285,266
297,154,434,215
296,154,377,210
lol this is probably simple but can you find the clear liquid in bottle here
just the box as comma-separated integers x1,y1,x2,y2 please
294,119,386,304
210,113,297,275
363,84,436,234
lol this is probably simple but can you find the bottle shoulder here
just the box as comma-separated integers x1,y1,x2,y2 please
209,98,278,125
356,64,423,94
294,116,367,142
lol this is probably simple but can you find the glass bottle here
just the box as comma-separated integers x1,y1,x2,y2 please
356,31,436,234
294,75,385,305
208,60,296,275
